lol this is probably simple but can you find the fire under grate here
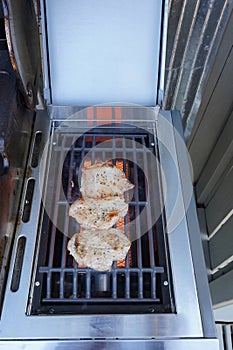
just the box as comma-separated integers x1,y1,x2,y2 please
31,124,173,314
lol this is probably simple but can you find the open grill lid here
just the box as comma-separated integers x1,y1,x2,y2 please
44,0,165,107
2,0,167,108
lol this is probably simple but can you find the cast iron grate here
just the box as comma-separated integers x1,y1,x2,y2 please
31,124,173,314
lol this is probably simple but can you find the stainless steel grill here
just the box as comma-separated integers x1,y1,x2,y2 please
0,0,218,345
31,124,173,314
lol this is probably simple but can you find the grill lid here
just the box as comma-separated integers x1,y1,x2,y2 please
43,0,166,106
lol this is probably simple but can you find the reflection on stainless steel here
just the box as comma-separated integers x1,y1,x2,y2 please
2,0,41,108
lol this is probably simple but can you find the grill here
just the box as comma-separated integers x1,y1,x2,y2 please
31,123,173,314
0,0,218,346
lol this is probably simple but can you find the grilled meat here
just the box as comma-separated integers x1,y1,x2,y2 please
69,196,128,229
80,162,134,198
67,228,131,271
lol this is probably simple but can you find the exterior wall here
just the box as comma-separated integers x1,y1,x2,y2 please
164,1,233,318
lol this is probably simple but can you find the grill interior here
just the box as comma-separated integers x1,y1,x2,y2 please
31,124,173,314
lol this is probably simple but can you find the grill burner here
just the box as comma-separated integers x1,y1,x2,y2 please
31,124,173,314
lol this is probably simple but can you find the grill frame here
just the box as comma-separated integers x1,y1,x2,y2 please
0,107,209,341
31,123,173,315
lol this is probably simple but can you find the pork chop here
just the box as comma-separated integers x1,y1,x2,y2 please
69,196,128,229
80,162,134,198
67,228,131,271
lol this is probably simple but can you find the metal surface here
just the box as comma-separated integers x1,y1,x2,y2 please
216,323,233,350
0,339,219,350
31,125,172,314
184,6,233,314
158,0,169,106
163,0,233,140
223,324,233,350
44,0,163,106
216,324,225,350
2,0,41,108
171,110,216,338
0,107,210,340
187,9,233,181
0,41,34,314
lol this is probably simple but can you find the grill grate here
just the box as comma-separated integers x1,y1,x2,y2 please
31,124,173,314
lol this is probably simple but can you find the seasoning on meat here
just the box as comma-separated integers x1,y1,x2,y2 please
67,228,131,271
69,196,128,229
80,162,134,198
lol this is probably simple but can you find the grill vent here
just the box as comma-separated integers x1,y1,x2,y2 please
31,132,42,168
10,236,26,292
22,178,35,223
